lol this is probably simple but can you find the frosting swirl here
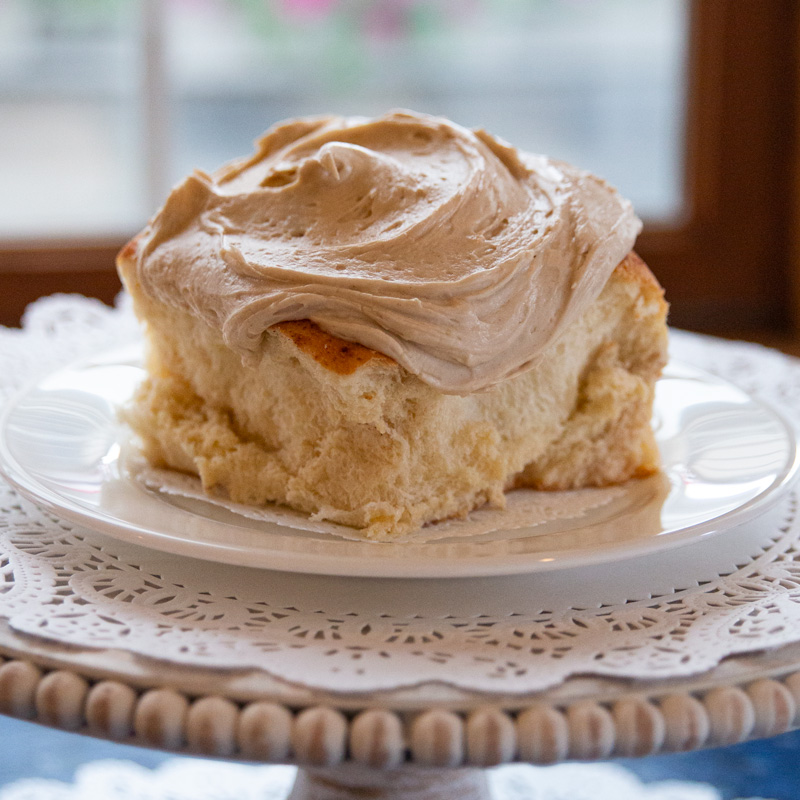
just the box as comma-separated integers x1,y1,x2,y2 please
135,110,641,393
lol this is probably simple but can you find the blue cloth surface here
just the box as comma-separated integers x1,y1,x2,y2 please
0,715,798,798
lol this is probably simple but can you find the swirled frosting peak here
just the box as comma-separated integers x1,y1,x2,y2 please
135,110,641,393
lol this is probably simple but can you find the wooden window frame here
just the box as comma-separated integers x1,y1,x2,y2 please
638,0,799,336
1,0,798,336
0,239,126,326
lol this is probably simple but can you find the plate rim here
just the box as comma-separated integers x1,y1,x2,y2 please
0,346,798,579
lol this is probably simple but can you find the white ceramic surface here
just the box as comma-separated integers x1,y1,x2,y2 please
0,345,797,578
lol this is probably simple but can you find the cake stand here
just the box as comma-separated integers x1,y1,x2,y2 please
3,297,800,799
1,571,800,800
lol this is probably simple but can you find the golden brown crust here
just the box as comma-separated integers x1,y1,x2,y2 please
272,320,395,375
616,250,650,281
617,252,668,313
118,236,139,262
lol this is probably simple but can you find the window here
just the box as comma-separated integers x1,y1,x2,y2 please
639,0,798,334
0,0,796,337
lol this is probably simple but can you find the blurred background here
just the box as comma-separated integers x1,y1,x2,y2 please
1,0,797,344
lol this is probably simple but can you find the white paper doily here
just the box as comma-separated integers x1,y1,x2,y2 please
0,759,766,800
2,295,800,695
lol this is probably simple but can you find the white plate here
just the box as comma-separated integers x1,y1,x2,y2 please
0,344,797,578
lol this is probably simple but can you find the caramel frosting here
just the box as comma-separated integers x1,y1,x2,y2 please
134,110,641,393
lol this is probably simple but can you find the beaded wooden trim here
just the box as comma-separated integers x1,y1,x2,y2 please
0,655,797,767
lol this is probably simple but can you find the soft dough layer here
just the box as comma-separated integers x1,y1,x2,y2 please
120,249,668,540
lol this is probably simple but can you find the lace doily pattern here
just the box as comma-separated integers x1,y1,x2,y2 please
2,297,800,696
